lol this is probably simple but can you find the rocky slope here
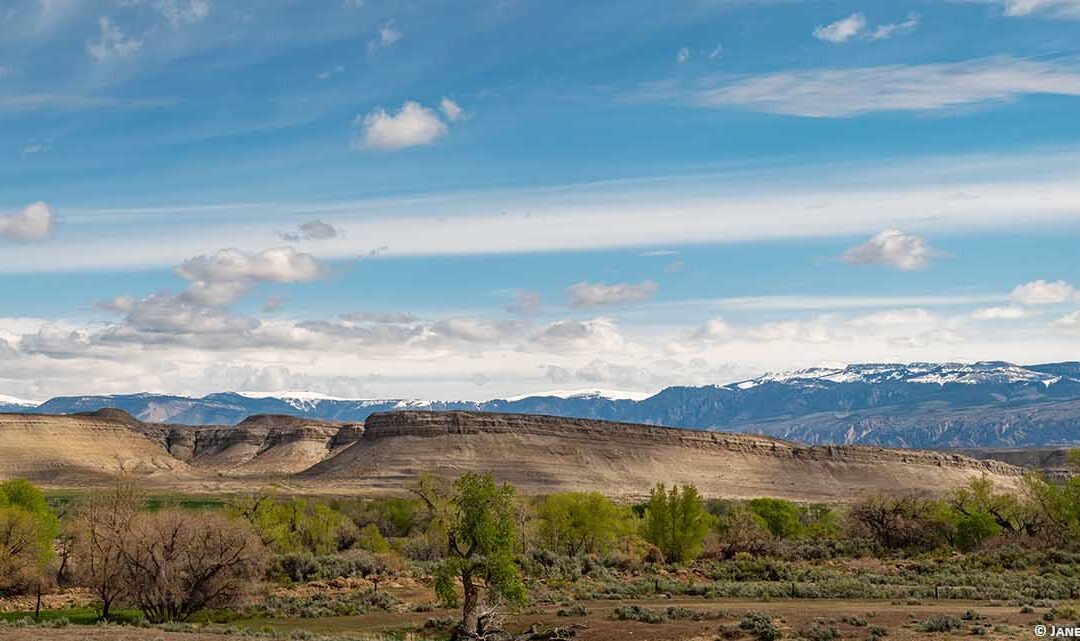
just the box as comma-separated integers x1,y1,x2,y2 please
0,408,1025,500
301,411,1022,501
0,411,193,483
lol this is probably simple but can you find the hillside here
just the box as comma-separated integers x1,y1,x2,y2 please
19,361,1080,448
300,411,1023,501
0,408,1024,500
0,411,193,483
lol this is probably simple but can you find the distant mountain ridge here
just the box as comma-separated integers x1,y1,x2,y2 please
6,361,1080,448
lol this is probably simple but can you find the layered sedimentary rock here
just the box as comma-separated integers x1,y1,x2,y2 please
301,411,1022,501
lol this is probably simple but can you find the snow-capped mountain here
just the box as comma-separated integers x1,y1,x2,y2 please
15,361,1080,448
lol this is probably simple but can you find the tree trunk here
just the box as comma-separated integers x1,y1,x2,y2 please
454,573,481,640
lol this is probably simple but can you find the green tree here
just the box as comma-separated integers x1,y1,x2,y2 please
535,492,631,556
229,494,352,555
0,479,59,596
413,473,525,640
748,498,806,539
642,483,711,564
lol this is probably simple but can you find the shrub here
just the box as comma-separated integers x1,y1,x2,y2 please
740,612,782,641
868,625,888,640
556,603,588,617
612,604,664,624
919,615,963,633
801,624,839,641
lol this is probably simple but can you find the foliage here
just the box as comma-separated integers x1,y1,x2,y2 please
229,494,354,556
642,483,712,564
414,472,526,639
0,479,60,596
748,499,806,539
534,492,632,557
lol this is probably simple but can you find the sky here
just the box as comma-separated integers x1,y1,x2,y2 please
1,0,1079,401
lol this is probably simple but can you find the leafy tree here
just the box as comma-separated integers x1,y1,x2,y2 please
0,479,59,596
413,473,525,640
954,511,1001,551
535,492,631,556
642,483,711,564
229,494,353,555
748,498,806,539
356,523,391,553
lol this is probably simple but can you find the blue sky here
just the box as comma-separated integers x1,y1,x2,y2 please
1,0,1079,401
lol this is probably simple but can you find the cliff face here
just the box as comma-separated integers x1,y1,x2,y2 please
0,411,193,483
303,411,1022,501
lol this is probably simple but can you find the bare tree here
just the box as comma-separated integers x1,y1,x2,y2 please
119,509,267,622
67,474,142,619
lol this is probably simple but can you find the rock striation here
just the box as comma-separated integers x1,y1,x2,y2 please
301,411,1022,501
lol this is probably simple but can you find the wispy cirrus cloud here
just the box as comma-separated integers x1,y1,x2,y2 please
814,12,920,43
962,0,1080,18
689,57,1080,117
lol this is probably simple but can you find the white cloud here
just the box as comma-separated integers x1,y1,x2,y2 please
531,318,626,352
868,13,920,40
841,229,943,270
439,97,465,122
153,0,211,26
368,20,402,50
0,202,54,242
21,141,52,155
708,44,723,60
813,13,867,43
279,219,340,242
744,319,833,343
972,305,1028,320
505,290,541,316
87,17,143,62
1053,310,1080,333
176,247,323,305
849,308,936,327
676,47,690,64
566,280,658,308
355,101,448,151
970,0,1080,18
692,57,1080,117
1010,279,1079,305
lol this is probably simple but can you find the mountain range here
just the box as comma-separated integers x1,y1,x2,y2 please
6,361,1080,449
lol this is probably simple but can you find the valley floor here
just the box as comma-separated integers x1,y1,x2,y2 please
0,597,1050,641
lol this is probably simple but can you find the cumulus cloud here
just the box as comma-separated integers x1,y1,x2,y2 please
1010,279,1079,305
505,290,541,316
531,318,626,352
0,202,54,241
279,219,340,242
841,229,942,270
87,17,142,61
354,101,449,151
1053,310,1080,333
566,280,658,308
813,13,867,43
176,247,323,305
972,306,1028,320
691,57,1080,117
